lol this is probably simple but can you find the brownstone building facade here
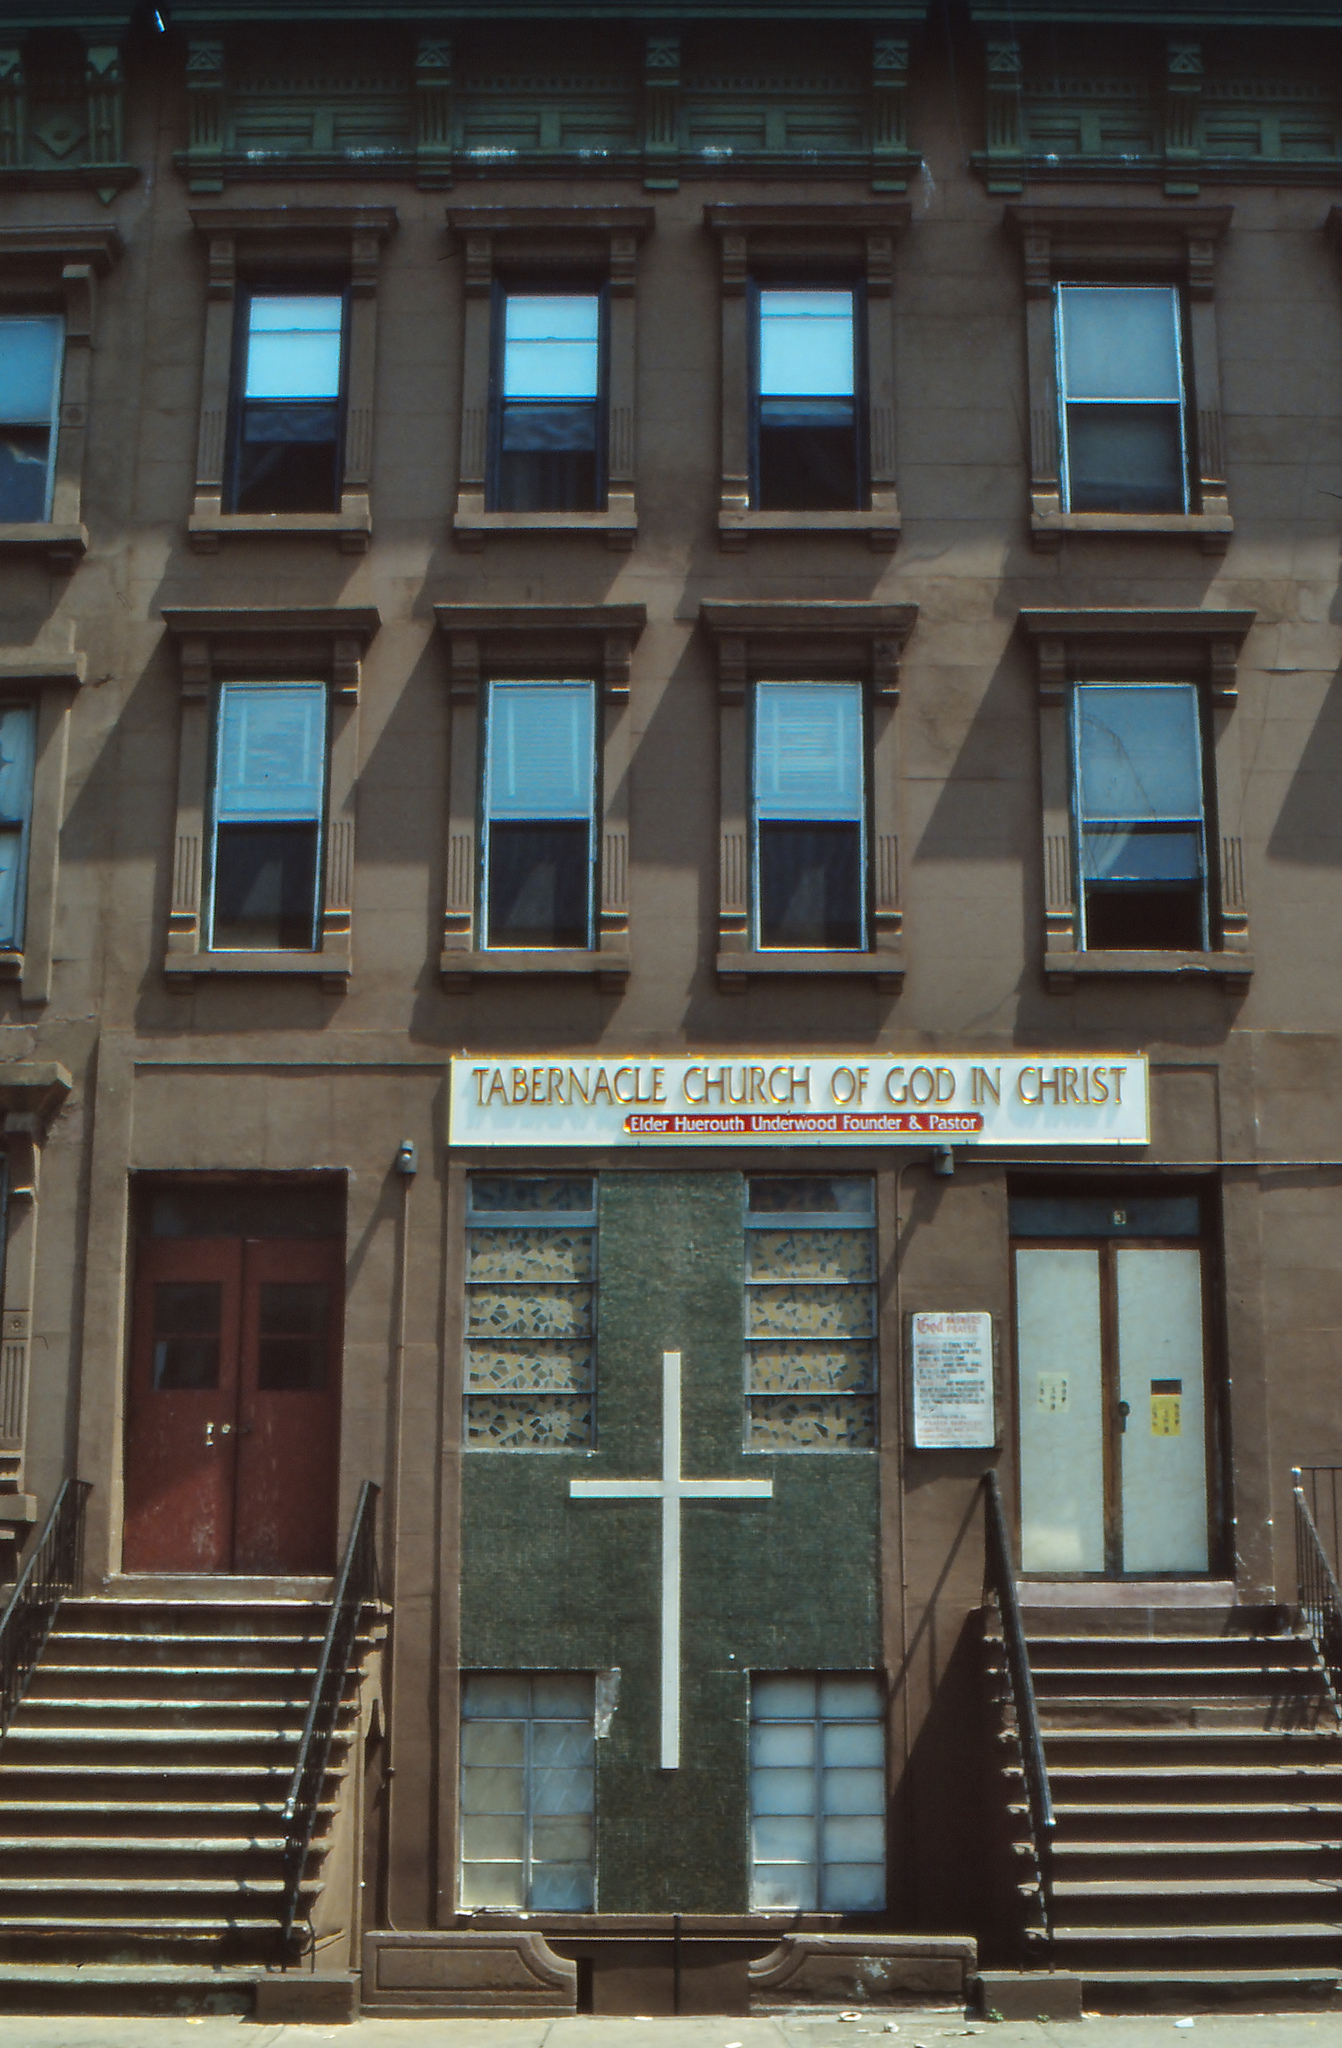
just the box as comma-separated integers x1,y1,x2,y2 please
0,0,1341,2017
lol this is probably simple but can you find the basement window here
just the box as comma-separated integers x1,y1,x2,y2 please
460,1673,596,1911
750,1673,885,1912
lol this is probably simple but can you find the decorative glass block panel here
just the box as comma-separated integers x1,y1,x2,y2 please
750,1673,885,1913
465,1178,596,1448
745,1178,875,1449
460,1672,596,1912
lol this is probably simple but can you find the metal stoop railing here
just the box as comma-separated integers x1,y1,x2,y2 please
0,1478,90,1741
983,1468,1054,1943
280,1479,380,1954
1294,1467,1342,1717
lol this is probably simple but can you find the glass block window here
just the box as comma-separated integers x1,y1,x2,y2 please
745,1177,876,1450
750,1673,885,1912
460,1672,596,1911
465,1177,596,1450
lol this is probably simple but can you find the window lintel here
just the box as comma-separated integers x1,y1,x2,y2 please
704,201,911,289
161,607,381,703
1018,608,1254,705
699,599,917,703
1005,203,1232,297
434,602,647,705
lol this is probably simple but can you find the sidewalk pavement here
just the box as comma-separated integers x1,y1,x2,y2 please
2,2010,1342,2048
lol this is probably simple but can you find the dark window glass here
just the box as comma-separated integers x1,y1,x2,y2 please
142,1179,344,1240
758,823,862,950
493,293,602,512
753,289,860,512
1058,286,1187,515
1075,683,1207,953
1009,1193,1202,1239
213,822,320,951
256,1282,329,1391
487,822,590,949
152,1281,222,1390
229,293,344,515
0,317,61,522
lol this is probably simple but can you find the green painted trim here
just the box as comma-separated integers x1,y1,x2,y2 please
968,2,1342,20
168,2,926,19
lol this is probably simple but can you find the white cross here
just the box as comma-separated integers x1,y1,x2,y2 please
570,1349,773,1771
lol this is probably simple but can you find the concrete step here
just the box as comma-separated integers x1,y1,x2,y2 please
1052,1924,1342,1963
1048,1801,1342,1838
1052,1876,1342,1928
1015,1605,1290,1638
0,1801,332,1831
15,1696,325,1722
1038,1703,1335,1732
29,1667,328,1701
1072,1967,1340,2013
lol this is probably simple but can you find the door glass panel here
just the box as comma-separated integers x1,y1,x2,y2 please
256,1281,329,1390
1016,1248,1105,1573
152,1281,222,1391
1116,1247,1209,1573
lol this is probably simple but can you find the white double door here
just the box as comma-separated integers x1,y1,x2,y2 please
1015,1242,1210,1577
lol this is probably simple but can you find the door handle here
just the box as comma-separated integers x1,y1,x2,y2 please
1118,1400,1130,1433
205,1421,213,1448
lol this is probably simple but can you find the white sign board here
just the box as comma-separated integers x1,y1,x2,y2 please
449,1054,1149,1150
911,1312,996,1450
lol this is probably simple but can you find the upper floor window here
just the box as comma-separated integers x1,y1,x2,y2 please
0,317,63,523
0,704,35,951
1056,285,1187,516
752,286,862,511
484,681,597,951
753,682,865,952
492,288,605,513
1073,682,1207,952
745,1176,876,1451
228,290,345,516
464,1176,596,1451
210,682,327,952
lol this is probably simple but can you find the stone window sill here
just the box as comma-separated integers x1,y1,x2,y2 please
452,500,637,553
164,945,352,990
441,948,630,991
0,523,87,573
1045,948,1252,988
717,949,903,992
187,506,372,555
718,507,898,553
0,1493,37,1526
1030,509,1233,556
0,953,21,981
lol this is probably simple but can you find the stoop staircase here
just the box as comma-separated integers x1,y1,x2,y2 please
985,1601,1342,2009
0,1596,371,2002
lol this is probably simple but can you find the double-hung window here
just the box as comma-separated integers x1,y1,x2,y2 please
228,291,345,515
745,1177,877,1451
750,1673,885,1912
1056,286,1188,516
484,681,597,951
0,705,35,951
752,287,861,511
464,1175,596,1451
1073,682,1208,952
210,682,327,953
492,289,604,513
0,317,62,523
753,682,865,951
460,1672,596,1911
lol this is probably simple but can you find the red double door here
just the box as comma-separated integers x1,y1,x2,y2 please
124,1237,342,1575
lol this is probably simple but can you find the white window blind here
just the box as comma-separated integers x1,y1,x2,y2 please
750,1673,885,1913
503,296,600,401
486,682,596,822
1076,683,1203,824
244,296,343,401
215,683,327,823
754,683,863,821
0,703,35,951
1058,286,1183,406
759,291,855,398
0,318,63,428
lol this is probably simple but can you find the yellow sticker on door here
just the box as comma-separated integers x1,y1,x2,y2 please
1038,1373,1069,1413
1150,1378,1182,1436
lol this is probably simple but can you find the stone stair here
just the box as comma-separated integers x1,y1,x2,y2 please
0,1598,367,1973
985,1603,1342,2009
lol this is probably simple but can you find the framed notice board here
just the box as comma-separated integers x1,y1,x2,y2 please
908,1310,998,1450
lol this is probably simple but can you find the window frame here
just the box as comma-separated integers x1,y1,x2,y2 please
487,278,610,516
187,206,396,553
435,603,646,988
205,679,331,957
700,600,915,990
160,607,380,986
224,281,351,520
463,1175,598,1453
0,1065,70,1539
749,680,870,955
704,203,907,552
1054,283,1191,518
0,652,81,1007
448,206,652,550
1006,203,1232,552
1019,607,1255,986
0,228,122,572
747,277,869,516
1070,680,1209,955
481,680,600,955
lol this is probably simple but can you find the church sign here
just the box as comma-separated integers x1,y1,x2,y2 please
450,1053,1149,1148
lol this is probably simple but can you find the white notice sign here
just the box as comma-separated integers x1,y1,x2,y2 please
911,1312,996,1450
